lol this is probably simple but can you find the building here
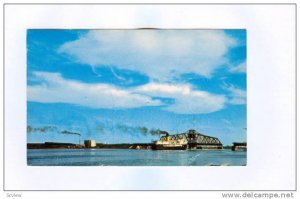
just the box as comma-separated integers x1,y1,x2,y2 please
84,140,97,148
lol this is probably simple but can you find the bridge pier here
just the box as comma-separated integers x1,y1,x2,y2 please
231,142,247,151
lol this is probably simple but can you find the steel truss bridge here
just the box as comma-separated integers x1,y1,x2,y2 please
167,129,223,148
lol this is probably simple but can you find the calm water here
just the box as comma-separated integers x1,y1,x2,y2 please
27,149,246,166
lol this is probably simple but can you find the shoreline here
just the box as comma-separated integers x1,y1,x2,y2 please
27,143,153,150
27,143,238,150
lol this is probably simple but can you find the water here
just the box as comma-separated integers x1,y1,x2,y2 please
27,149,246,166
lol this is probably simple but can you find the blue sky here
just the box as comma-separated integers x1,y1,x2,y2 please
27,29,246,145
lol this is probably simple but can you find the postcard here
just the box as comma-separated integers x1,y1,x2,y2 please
26,29,247,166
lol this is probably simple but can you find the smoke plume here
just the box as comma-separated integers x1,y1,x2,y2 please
60,130,81,136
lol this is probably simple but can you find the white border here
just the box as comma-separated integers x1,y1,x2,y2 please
4,4,296,190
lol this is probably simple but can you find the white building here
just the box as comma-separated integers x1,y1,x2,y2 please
84,140,97,148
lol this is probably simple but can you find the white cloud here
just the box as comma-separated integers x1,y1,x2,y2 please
223,84,246,105
135,82,226,114
59,30,238,81
27,72,161,109
229,62,246,73
28,72,227,114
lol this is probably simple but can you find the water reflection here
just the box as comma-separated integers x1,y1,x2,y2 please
27,149,246,166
